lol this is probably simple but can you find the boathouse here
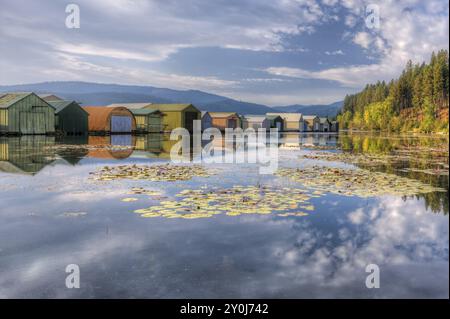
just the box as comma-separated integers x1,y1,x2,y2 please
47,100,89,135
303,115,321,132
83,106,136,134
142,104,201,132
0,92,55,135
209,112,241,131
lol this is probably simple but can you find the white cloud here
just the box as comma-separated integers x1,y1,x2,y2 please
266,0,449,88
0,0,448,105
352,31,371,49
348,208,365,224
345,14,357,27
266,63,394,88
325,49,345,55
322,0,339,6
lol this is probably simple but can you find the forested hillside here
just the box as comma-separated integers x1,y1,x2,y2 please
338,50,449,133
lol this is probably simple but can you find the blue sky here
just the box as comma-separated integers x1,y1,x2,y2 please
0,0,448,105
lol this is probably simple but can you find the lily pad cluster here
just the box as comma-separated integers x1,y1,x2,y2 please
132,185,314,219
301,152,395,166
46,144,133,152
301,144,339,150
91,164,213,182
128,187,163,196
276,166,447,197
300,151,449,176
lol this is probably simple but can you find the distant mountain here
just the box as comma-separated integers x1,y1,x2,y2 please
201,99,274,114
273,101,343,117
50,92,173,106
0,81,342,116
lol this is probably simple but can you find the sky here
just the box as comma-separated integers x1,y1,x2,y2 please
0,0,448,105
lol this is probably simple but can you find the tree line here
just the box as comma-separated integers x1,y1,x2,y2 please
338,49,449,133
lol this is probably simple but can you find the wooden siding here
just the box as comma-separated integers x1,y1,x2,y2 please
134,114,162,133
148,115,162,133
285,121,300,131
161,111,182,132
4,94,55,134
201,113,213,130
0,109,8,132
57,103,88,135
211,115,241,130
135,115,147,130
161,107,200,132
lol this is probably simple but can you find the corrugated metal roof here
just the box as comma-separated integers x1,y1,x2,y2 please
38,94,63,101
107,103,152,109
244,115,266,122
83,106,135,131
143,103,198,112
47,100,88,114
47,100,72,113
130,108,160,116
266,114,282,120
303,115,319,120
0,92,32,108
267,112,303,121
209,112,239,118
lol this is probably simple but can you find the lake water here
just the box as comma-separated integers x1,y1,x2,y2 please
0,132,448,298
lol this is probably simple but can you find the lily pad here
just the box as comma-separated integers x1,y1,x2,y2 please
276,166,447,198
133,185,316,219
91,163,214,182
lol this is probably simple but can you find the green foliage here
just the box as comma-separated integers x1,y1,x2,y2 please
340,50,449,133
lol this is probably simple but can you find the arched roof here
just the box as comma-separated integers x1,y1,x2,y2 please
83,106,135,131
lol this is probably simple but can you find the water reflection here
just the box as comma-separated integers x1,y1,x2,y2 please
0,136,57,175
337,132,449,214
0,132,448,298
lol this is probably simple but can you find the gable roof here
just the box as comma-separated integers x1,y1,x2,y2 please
266,112,303,121
130,108,161,116
47,100,88,114
47,100,72,113
38,94,63,101
0,92,32,108
244,115,266,122
319,117,330,124
143,103,199,112
209,112,239,118
0,92,56,110
107,103,153,109
265,114,283,121
303,115,319,120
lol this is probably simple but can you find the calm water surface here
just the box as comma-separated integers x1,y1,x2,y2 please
0,132,448,298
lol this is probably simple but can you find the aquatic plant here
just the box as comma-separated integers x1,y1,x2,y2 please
276,166,447,197
132,185,314,219
300,151,449,176
91,164,213,182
